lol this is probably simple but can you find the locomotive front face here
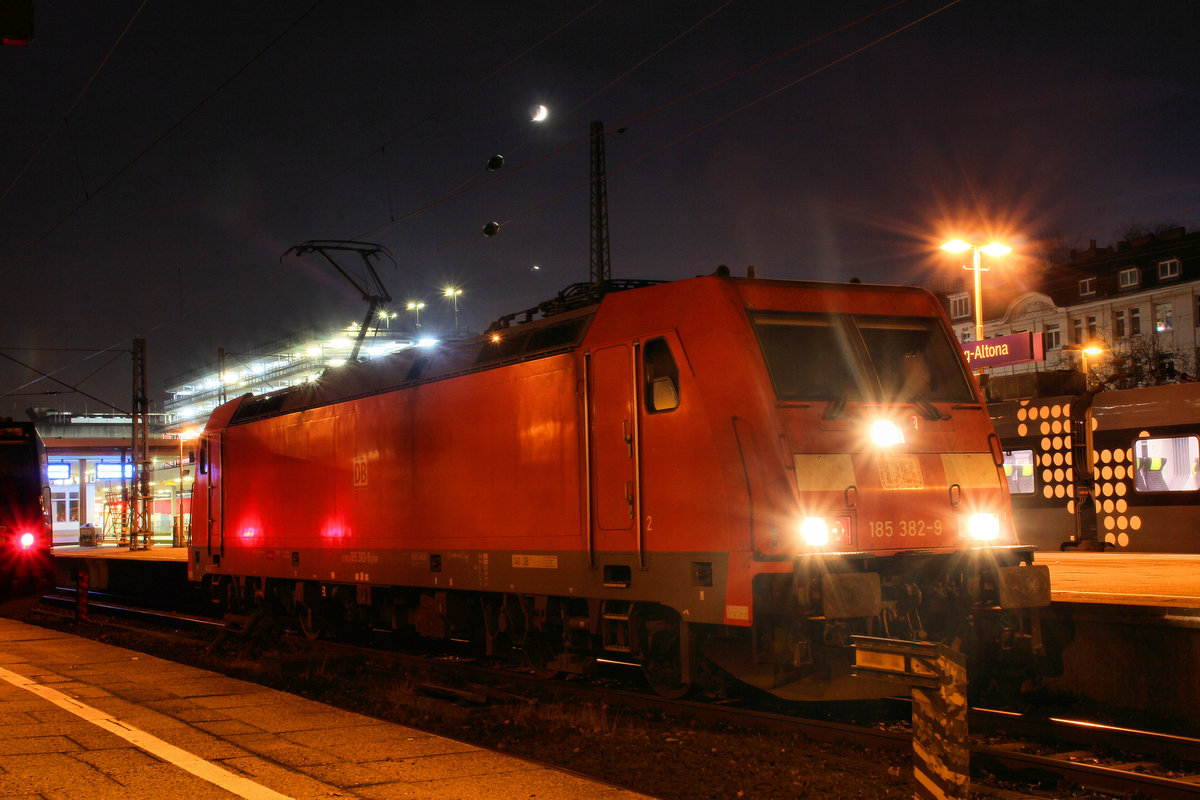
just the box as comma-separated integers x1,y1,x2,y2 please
750,308,1017,559
712,285,1052,700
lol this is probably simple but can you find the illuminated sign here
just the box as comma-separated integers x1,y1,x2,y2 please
960,331,1044,370
47,463,70,480
95,463,134,479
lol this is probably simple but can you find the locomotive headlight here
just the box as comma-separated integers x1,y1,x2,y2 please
798,516,852,549
18,532,35,549
800,517,830,547
965,513,1000,541
870,419,905,447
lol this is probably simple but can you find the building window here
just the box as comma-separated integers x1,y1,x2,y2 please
949,294,970,320
51,490,79,523
1158,258,1181,280
1043,323,1061,350
1086,314,1098,339
1119,267,1140,289
1079,277,1096,297
1115,310,1127,339
1072,318,1083,344
1133,436,1199,492
1155,301,1173,332
1130,307,1142,335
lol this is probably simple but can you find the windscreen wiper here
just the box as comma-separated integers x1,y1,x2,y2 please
909,393,947,421
821,396,848,419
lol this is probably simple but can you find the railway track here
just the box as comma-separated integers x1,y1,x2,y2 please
28,590,1200,799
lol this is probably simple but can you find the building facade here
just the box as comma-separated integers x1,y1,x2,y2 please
937,227,1200,399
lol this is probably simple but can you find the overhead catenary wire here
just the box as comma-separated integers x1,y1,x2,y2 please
5,1,954,409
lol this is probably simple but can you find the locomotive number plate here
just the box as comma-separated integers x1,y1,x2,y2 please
878,454,923,489
867,519,944,539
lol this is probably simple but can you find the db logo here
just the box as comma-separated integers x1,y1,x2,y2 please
352,458,368,488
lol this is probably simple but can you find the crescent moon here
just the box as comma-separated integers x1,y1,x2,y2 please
532,104,549,122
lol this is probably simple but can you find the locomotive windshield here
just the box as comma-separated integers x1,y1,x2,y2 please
752,312,975,404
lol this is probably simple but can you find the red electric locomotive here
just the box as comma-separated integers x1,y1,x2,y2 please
189,275,1053,699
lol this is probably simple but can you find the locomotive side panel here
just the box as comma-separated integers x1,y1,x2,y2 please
202,354,588,589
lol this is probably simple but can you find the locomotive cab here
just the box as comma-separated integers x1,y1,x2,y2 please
696,281,1052,699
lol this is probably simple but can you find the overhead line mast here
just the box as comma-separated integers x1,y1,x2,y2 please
589,120,612,284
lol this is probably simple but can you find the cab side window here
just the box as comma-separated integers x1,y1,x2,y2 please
643,338,680,413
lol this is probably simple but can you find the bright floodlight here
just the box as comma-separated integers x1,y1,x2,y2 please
980,243,1012,257
941,239,971,253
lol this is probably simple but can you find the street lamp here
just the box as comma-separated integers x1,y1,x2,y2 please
406,301,425,328
443,287,462,330
941,240,1012,343
377,309,397,329
1079,344,1105,387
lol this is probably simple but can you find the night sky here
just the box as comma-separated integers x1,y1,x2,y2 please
2,0,1197,416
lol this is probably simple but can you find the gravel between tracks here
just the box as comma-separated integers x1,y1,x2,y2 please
17,610,1124,800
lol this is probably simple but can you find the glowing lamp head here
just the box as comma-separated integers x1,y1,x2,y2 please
800,517,830,547
18,532,35,549
870,419,905,447
966,513,1000,542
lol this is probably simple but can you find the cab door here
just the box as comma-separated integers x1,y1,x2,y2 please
588,343,639,558
200,432,223,557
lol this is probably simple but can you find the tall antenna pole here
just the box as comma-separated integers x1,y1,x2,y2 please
589,120,611,284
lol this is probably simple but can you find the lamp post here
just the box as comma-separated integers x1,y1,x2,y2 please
941,240,1012,343
377,309,396,329
443,287,462,330
406,301,425,328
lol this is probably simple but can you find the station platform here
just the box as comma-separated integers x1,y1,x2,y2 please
1038,551,1200,608
53,544,188,561
0,617,651,800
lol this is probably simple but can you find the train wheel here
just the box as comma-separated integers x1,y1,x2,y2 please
297,601,331,640
522,630,562,678
642,609,690,699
